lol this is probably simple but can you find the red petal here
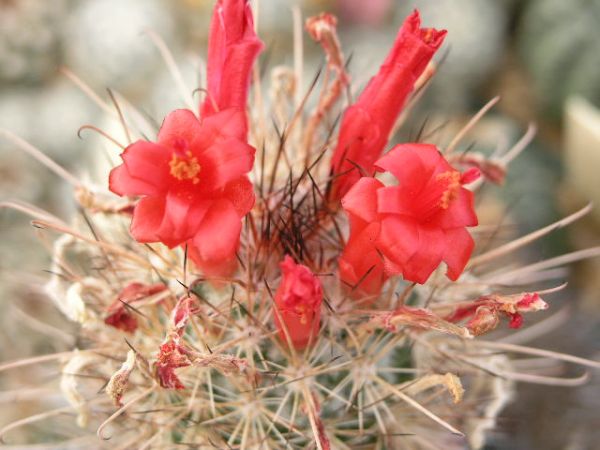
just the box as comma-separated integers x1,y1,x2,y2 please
121,141,171,190
130,197,166,243
377,216,419,270
274,308,320,350
192,199,242,262
109,164,161,197
338,222,386,297
441,227,474,281
376,186,413,216
215,39,263,112
104,309,138,333
341,177,384,226
109,141,171,197
375,144,437,188
401,226,445,284
200,137,255,190
155,192,189,247
188,244,238,278
157,109,203,149
461,167,481,184
223,176,255,216
436,188,478,228
200,108,248,141
156,340,190,389
508,313,524,329
202,0,264,119
386,10,446,64
157,192,211,248
329,106,382,200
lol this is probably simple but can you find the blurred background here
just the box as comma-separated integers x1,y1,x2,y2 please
0,0,599,448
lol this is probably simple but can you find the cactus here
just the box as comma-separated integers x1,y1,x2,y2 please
1,1,599,449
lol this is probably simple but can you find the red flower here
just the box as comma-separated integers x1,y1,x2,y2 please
339,144,479,295
274,256,323,349
104,282,167,333
109,108,255,271
201,0,264,129
330,10,446,201
109,0,262,277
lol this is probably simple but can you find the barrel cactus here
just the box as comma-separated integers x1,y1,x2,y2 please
0,1,598,449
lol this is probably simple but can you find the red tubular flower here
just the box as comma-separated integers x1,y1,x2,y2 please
109,109,255,270
274,256,323,349
201,0,264,128
330,10,446,201
104,282,167,333
339,144,479,295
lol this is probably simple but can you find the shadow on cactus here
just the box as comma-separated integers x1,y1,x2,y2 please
1,1,599,449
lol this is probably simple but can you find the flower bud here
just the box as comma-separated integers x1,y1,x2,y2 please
274,256,323,349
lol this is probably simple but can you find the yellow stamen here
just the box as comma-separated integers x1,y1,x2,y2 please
423,28,435,45
169,151,201,184
436,171,461,209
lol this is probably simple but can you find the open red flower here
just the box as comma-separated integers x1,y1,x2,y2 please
109,108,255,262
274,256,323,349
201,0,264,128
330,10,446,201
110,0,262,277
339,144,479,295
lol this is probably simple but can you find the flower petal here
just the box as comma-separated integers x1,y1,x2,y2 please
121,140,171,191
401,226,446,284
130,196,165,243
188,243,238,278
338,222,386,296
216,40,264,114
375,144,435,190
376,186,414,216
157,191,211,248
200,108,248,141
192,199,242,262
330,106,382,200
223,176,255,216
341,177,384,228
157,109,203,149
436,188,478,228
442,227,474,281
377,216,419,270
380,9,447,70
200,137,255,190
109,164,160,197
202,0,264,120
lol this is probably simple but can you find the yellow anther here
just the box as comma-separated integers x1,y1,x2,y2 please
436,171,461,209
169,151,201,184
